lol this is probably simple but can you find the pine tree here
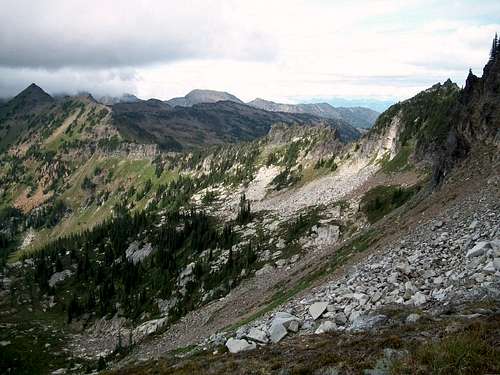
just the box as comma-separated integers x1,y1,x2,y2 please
490,33,498,61
497,33,500,59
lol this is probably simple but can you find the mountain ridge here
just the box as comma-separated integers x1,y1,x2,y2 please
248,97,379,128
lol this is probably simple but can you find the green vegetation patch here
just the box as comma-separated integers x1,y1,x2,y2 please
361,185,420,223
380,143,414,174
392,320,500,374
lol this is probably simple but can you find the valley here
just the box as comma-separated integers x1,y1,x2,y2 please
0,35,499,375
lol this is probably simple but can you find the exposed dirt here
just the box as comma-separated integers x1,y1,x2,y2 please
13,184,53,213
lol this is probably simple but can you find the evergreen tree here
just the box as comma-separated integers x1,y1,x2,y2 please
236,193,252,225
490,33,498,61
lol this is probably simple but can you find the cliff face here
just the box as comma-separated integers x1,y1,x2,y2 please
434,51,500,184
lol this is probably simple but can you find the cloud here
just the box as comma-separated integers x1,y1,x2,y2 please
0,0,499,104
0,0,276,70
0,67,139,98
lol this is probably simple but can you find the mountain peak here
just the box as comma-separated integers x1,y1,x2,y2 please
10,83,53,109
166,89,243,107
23,83,50,96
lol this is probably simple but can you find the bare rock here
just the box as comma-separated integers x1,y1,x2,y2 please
309,302,328,320
226,338,256,353
315,321,336,334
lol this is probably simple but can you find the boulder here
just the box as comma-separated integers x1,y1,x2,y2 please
315,321,336,334
275,259,287,268
286,320,300,332
133,317,167,342
350,314,387,331
309,302,328,320
395,261,411,275
334,312,348,325
272,312,300,329
226,338,256,353
493,258,500,271
405,313,421,324
269,322,288,343
48,270,73,288
411,292,427,306
371,291,382,303
490,239,500,254
246,328,268,344
483,261,496,274
466,241,491,258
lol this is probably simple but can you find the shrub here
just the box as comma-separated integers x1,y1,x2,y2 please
361,185,419,223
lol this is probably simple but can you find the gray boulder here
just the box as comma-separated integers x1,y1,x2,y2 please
334,312,348,325
271,312,300,330
269,322,288,343
309,302,328,320
350,314,387,331
226,338,256,353
246,328,268,344
48,270,73,288
411,292,427,306
315,321,336,334
406,313,421,324
466,241,491,258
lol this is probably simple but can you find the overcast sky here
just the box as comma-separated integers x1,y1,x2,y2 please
1,0,499,109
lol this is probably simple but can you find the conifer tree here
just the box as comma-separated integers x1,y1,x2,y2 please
490,33,498,61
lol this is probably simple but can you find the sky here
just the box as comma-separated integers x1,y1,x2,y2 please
0,0,499,110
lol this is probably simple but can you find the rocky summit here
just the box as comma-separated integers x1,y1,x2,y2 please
0,30,499,375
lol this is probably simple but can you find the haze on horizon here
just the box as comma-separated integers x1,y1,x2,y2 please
1,0,499,111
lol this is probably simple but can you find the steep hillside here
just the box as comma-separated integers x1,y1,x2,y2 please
248,98,380,128
166,89,244,107
363,79,461,174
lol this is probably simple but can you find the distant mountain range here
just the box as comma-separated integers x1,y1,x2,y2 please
0,84,361,153
145,89,379,129
0,86,377,153
247,98,379,129
112,99,360,150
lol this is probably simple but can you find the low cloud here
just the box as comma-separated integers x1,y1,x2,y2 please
0,67,139,98
1,0,499,102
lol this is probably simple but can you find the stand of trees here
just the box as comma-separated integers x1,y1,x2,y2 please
29,190,257,324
